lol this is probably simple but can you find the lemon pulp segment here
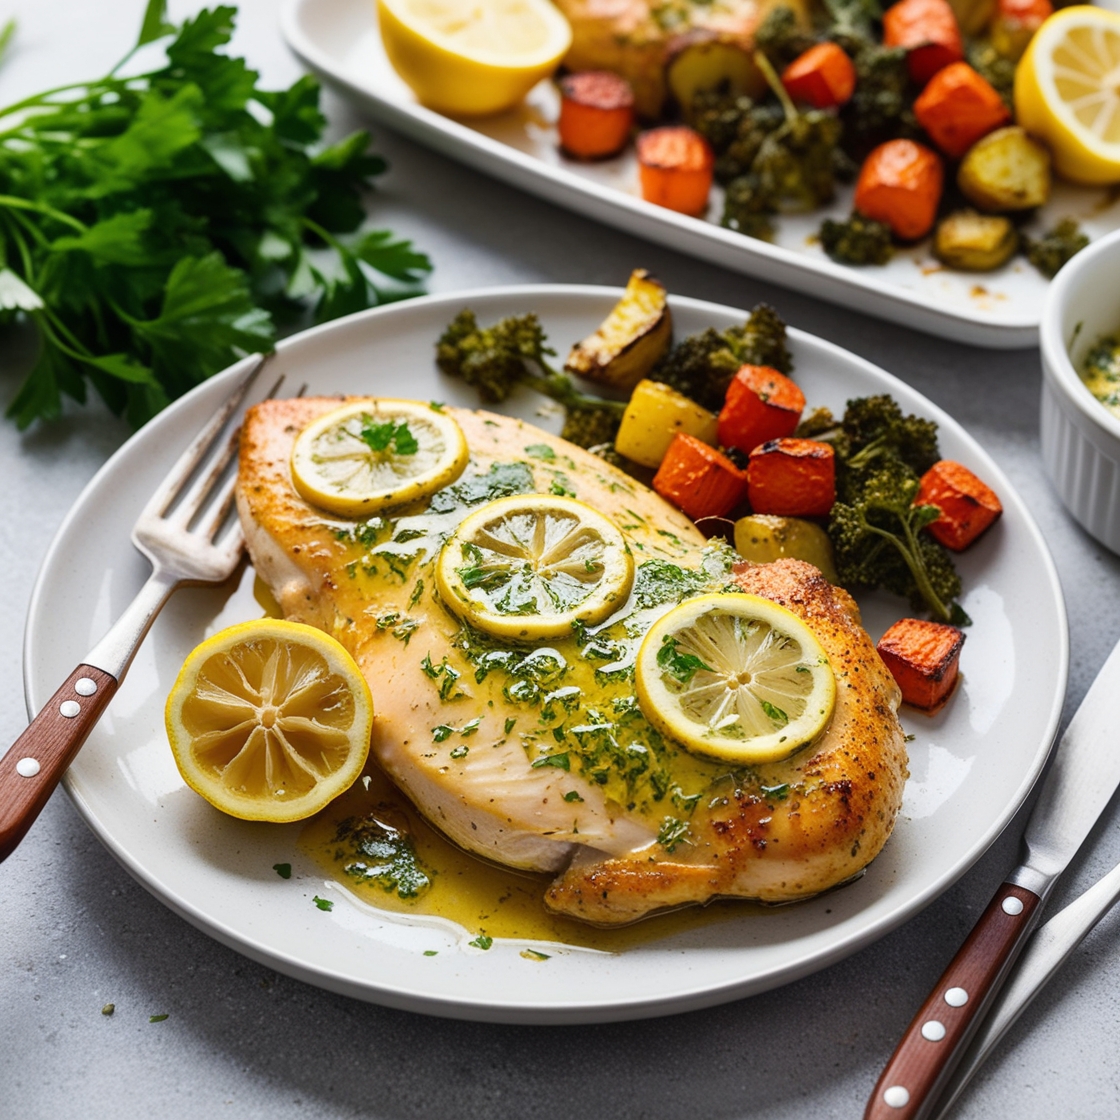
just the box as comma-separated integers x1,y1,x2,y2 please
635,594,835,764
435,494,634,639
1015,6,1120,184
290,399,468,516
165,619,374,821
377,0,572,116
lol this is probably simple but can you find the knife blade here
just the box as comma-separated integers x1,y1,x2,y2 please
863,633,1120,1120
930,841,1120,1118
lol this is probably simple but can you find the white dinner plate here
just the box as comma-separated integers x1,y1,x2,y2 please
25,286,1067,1023
280,0,1120,349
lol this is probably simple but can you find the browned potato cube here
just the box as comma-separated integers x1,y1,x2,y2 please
957,126,1051,212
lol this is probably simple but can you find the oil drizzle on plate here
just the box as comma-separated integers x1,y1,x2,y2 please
299,767,766,952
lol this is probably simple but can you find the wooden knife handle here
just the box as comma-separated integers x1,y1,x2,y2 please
0,665,118,861
864,882,1042,1120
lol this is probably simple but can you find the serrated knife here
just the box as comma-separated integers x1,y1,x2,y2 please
863,633,1120,1120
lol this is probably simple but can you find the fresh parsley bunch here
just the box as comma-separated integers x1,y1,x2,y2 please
0,0,431,429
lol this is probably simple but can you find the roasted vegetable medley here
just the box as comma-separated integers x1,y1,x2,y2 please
437,273,1002,638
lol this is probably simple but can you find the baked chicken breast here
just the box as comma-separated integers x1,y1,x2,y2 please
237,397,907,924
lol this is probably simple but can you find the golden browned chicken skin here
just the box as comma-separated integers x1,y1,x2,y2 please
237,397,907,925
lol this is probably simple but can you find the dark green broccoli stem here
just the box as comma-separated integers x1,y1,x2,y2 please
521,365,626,417
855,503,953,622
755,50,800,128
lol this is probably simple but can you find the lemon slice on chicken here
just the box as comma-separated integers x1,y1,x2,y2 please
290,399,468,516
1015,6,1120,185
635,594,835,764
435,494,633,639
165,620,374,822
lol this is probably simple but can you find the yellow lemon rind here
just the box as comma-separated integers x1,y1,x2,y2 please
635,593,836,766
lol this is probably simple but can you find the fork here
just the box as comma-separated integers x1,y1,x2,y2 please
0,355,274,862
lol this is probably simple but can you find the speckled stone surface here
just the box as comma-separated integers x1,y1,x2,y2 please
2,3,1119,1117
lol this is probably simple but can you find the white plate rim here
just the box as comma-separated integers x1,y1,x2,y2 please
280,0,1079,350
23,285,1069,1022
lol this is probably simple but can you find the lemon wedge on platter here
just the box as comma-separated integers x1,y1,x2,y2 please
1015,5,1120,185
290,398,468,517
377,0,572,117
435,494,634,639
165,620,374,822
635,593,835,765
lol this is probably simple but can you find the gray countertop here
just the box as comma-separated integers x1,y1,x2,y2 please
2,2,1119,1117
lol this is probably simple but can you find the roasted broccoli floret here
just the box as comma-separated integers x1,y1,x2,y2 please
841,44,917,158
830,469,964,622
839,394,940,481
819,211,894,265
650,304,792,411
755,4,817,67
436,309,625,447
966,39,1015,108
692,90,784,184
721,175,777,240
1023,219,1089,279
822,0,883,52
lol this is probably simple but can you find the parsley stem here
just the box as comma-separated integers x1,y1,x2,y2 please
0,194,86,234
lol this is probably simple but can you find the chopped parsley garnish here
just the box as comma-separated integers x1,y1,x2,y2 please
760,782,790,801
423,949,439,956
449,745,469,759
429,461,535,512
469,934,493,950
272,862,292,879
759,700,789,726
524,443,556,459
632,559,710,610
334,815,432,899
657,817,691,853
504,717,517,735
149,1014,169,1023
359,417,419,455
432,725,454,742
313,895,334,911
657,636,713,685
530,752,571,771
562,790,584,802
520,949,550,961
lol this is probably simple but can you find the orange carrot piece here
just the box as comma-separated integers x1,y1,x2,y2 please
653,433,749,520
558,71,636,160
914,62,1011,159
854,139,944,240
637,127,715,217
883,0,964,85
917,459,1002,550
781,42,857,110
717,364,806,454
877,617,965,710
746,438,835,518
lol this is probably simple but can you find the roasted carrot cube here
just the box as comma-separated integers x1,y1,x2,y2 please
746,438,835,518
782,42,858,109
914,63,1011,159
877,618,965,710
637,126,715,216
653,433,749,521
917,459,1002,550
883,0,964,86
718,364,806,454
854,139,944,241
558,71,636,160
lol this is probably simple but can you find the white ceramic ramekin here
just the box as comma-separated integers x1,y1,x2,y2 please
1040,227,1120,553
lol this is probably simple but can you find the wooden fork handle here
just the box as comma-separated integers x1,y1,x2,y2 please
0,665,118,861
864,882,1042,1120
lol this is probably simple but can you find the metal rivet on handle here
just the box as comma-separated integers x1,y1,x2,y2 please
883,1085,910,1108
59,700,81,718
944,987,969,1007
74,677,97,696
1002,896,1025,916
16,757,41,778
921,1020,946,1042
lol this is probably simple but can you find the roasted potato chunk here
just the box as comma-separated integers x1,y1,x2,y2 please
565,269,672,390
957,126,1051,212
614,378,718,468
733,514,839,583
665,32,762,119
933,210,1018,271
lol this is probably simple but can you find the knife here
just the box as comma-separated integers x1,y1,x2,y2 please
863,633,1120,1120
930,844,1120,1118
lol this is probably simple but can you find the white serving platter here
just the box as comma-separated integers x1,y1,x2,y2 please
25,286,1067,1023
281,0,1120,349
